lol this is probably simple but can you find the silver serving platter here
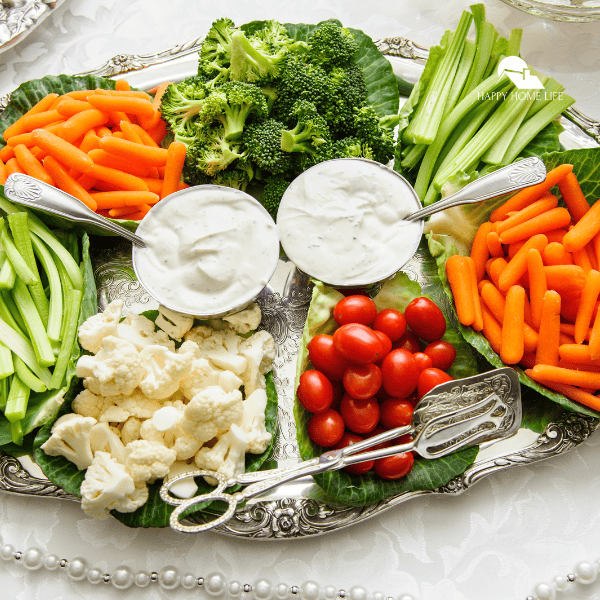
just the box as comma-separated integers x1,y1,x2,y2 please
0,35,599,539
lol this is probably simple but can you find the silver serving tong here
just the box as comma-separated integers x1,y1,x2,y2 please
160,367,522,533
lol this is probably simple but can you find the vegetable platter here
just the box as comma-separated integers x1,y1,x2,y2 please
0,15,599,539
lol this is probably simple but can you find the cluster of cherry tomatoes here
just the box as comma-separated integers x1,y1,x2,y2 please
298,295,457,480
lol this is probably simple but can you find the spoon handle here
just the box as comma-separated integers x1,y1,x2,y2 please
3,173,146,248
404,157,547,222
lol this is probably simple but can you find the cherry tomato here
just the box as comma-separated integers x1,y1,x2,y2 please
333,295,378,326
424,340,457,371
393,330,422,354
297,370,334,413
379,397,414,430
333,431,374,475
380,349,419,398
333,323,382,364
307,334,350,381
412,352,433,372
330,381,344,411
374,452,415,480
373,330,392,363
343,363,382,400
340,394,380,434
404,297,447,342
417,367,454,399
372,308,407,342
307,409,345,447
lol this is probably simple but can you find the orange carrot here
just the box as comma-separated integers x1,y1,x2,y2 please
55,97,95,117
161,142,187,199
42,156,97,211
53,109,109,144
520,351,537,369
486,257,507,289
146,119,167,145
542,242,572,266
94,87,152,101
528,363,600,389
98,135,169,167
574,269,600,343
486,231,504,258
559,360,600,373
495,193,558,235
535,290,561,367
32,129,94,174
107,206,139,218
64,90,94,101
586,243,598,271
501,285,525,365
490,164,573,222
0,145,15,162
0,159,6,184
481,303,502,355
13,144,54,185
79,130,100,154
89,191,159,209
498,207,572,245
563,200,600,253
95,126,112,138
119,120,144,145
544,264,586,295
2,110,63,140
446,255,476,326
465,257,483,331
86,163,149,192
470,222,493,281
87,148,153,178
115,80,131,92
2,94,58,140
525,373,600,412
558,171,589,222
572,246,593,273
527,249,546,330
545,228,569,244
5,157,23,175
87,94,156,119
590,307,600,361
560,322,591,341
498,234,548,292
151,82,172,108
129,123,160,148
558,344,600,366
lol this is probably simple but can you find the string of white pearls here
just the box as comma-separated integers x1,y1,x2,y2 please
0,533,416,599
527,560,600,600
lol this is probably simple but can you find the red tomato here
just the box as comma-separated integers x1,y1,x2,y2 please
373,330,392,363
412,352,433,372
404,297,447,342
333,323,382,364
393,330,422,354
307,334,350,381
379,397,414,430
333,295,378,326
340,394,380,434
424,340,457,371
297,370,334,413
372,308,407,342
417,367,455,399
380,349,419,398
343,363,382,400
307,409,345,447
333,431,374,475
374,453,415,480
330,381,344,411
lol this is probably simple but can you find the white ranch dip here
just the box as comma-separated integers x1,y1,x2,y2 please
132,185,279,317
276,159,423,287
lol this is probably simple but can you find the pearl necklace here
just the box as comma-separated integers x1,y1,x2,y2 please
1,529,598,600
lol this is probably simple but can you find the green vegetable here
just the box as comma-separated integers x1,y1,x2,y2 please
280,100,330,153
5,376,30,423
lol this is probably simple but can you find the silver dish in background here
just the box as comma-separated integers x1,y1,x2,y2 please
500,0,600,22
0,35,599,539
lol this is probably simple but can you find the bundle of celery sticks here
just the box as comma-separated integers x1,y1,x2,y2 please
396,4,574,206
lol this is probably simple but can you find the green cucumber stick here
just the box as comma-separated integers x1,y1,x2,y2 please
0,341,14,380
442,39,476,120
10,418,23,446
12,277,55,367
0,290,26,336
0,255,16,290
5,374,30,423
501,94,576,164
0,226,37,286
14,356,47,394
7,212,49,326
49,287,81,390
403,10,473,144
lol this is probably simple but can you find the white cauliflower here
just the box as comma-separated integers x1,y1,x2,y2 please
238,330,275,396
165,461,201,499
241,389,272,454
120,417,142,445
184,326,247,374
89,422,127,464
117,313,176,352
112,389,164,420
181,386,244,444
180,356,242,400
76,336,144,397
155,305,194,341
195,424,247,482
222,303,262,334
98,405,130,424
41,414,97,470
71,389,114,420
138,344,194,400
77,299,123,354
124,440,177,484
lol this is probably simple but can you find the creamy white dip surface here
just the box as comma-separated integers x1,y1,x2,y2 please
276,159,423,286
133,185,279,317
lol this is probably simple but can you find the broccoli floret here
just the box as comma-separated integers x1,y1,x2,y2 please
199,81,269,141
212,161,254,191
251,20,309,55
351,106,396,165
260,175,293,220
186,127,248,177
323,65,368,136
330,136,374,161
243,119,295,175
280,100,331,154
198,18,236,84
308,20,359,68
159,76,210,143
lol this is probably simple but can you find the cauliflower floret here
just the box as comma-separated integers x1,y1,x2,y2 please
120,417,142,445
77,299,123,354
98,405,130,424
118,313,176,352
139,411,203,462
195,424,247,482
112,389,164,419
89,422,127,463
180,357,225,399
124,440,177,484
165,461,202,499
241,389,272,454
182,386,243,444
238,330,275,396
72,389,114,420
41,414,97,470
76,336,144,397
138,344,194,400
80,451,142,519
222,303,262,334
155,305,194,341
184,326,247,374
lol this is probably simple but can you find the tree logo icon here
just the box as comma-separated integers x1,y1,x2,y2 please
497,56,544,90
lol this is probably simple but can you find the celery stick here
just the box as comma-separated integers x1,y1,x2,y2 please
5,375,30,423
442,39,476,120
30,233,63,343
400,144,427,170
0,341,14,380
0,290,26,336
49,287,81,390
506,28,523,58
524,77,564,120
10,419,23,445
0,257,16,290
7,212,49,326
1,227,37,286
0,376,8,410
14,356,47,393
12,277,55,367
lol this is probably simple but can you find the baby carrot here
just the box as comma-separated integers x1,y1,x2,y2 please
88,148,152,178
490,164,573,222
498,234,548,292
42,156,97,211
0,145,15,162
558,344,600,366
115,79,130,91
486,257,507,289
54,109,109,144
486,231,504,258
498,207,572,245
470,222,493,281
5,157,23,175
535,290,561,367
529,363,600,389
573,246,593,273
563,200,600,253
481,303,502,355
446,255,476,327
586,243,599,270
161,142,187,199
542,242,572,266
146,119,167,145
90,191,159,209
495,193,559,236
13,144,55,186
98,135,169,167
32,129,93,174
107,206,140,218
151,82,173,108
95,126,112,138
79,130,100,154
2,93,58,140
96,87,152,101
558,171,589,222
129,123,160,147
86,163,149,192
119,120,144,145
465,257,483,331
544,264,586,295
590,307,600,360
574,269,600,344
501,285,525,365
87,94,156,119
55,97,95,117
525,373,600,412
64,90,94,101
0,159,6,184
3,110,63,140
520,352,538,369
527,249,546,330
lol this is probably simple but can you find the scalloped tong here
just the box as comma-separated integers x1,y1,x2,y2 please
160,367,522,533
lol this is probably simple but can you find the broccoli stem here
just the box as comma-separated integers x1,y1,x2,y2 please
224,105,251,140
5,374,29,424
230,30,278,81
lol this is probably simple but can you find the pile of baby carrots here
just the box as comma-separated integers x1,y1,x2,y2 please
446,163,600,413
0,79,187,221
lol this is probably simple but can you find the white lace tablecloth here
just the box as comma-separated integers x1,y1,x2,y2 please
1,1,600,599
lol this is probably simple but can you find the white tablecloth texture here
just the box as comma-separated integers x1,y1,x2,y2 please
1,1,600,599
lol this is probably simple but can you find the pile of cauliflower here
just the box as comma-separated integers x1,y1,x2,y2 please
41,299,275,520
